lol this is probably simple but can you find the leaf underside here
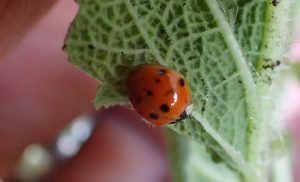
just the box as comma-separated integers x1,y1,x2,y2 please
65,0,291,181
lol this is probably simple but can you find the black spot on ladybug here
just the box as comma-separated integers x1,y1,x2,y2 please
179,78,185,86
149,113,159,120
88,44,95,49
158,69,167,75
160,104,170,112
146,90,154,96
155,78,161,83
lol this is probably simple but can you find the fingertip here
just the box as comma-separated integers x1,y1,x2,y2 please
0,0,59,58
47,108,170,182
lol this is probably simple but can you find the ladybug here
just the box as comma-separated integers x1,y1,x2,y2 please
126,64,192,126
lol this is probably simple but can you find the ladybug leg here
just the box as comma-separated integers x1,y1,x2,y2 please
169,120,180,124
169,111,188,124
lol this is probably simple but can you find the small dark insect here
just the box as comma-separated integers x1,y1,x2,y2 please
262,60,281,70
272,0,279,7
201,99,207,113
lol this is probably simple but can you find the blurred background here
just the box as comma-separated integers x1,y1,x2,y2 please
0,0,299,181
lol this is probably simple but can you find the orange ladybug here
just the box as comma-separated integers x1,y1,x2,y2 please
126,64,192,126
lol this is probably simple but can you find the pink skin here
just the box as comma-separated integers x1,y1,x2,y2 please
0,0,169,181
0,0,299,181
288,28,300,181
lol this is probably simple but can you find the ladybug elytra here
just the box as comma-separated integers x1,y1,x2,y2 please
126,64,192,126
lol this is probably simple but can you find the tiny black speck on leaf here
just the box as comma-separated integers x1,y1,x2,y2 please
272,0,279,6
88,44,95,49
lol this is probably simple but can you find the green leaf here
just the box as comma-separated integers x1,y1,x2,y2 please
64,0,293,181
166,129,240,182
292,63,300,80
